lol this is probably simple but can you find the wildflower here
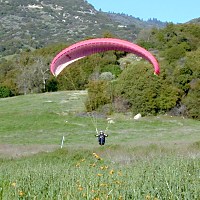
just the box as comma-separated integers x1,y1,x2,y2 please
83,193,87,197
109,169,114,175
81,159,85,162
117,171,122,176
100,166,109,170
100,183,108,187
76,163,80,167
11,182,16,187
118,196,123,200
97,173,103,177
19,191,24,196
90,163,96,167
93,197,100,200
93,153,101,160
78,187,83,191
115,181,121,185
145,194,151,200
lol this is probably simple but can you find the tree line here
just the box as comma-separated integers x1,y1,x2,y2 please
0,23,200,119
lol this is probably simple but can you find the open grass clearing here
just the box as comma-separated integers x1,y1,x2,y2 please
0,90,200,157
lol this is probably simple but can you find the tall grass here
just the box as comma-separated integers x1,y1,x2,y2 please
0,147,200,199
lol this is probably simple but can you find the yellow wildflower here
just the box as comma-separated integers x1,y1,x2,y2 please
78,187,83,191
93,152,97,157
109,169,114,175
100,183,108,187
83,193,87,197
90,163,96,167
93,153,101,160
19,191,24,196
97,173,103,177
11,182,16,187
81,159,85,162
117,171,122,176
100,166,109,170
145,194,151,200
76,163,80,167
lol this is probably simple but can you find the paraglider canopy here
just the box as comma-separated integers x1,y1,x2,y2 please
50,38,160,76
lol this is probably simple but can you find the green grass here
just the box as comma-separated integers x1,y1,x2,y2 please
0,148,200,199
0,91,199,145
0,91,200,199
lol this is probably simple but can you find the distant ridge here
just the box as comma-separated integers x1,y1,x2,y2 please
0,0,165,57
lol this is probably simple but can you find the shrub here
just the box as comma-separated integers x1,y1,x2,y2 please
183,79,200,119
0,86,12,98
85,80,111,112
114,62,180,115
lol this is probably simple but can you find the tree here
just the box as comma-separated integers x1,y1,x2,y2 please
85,80,111,112
115,62,180,115
183,79,200,119
16,56,50,94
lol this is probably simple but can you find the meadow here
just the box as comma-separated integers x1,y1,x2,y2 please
0,91,200,199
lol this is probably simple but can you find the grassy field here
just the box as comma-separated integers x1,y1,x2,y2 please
0,91,200,199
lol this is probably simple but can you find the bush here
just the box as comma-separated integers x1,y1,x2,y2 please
183,79,200,119
0,86,12,98
114,62,180,116
85,80,112,112
46,77,58,92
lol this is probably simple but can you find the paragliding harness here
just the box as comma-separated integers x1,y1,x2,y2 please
96,131,108,145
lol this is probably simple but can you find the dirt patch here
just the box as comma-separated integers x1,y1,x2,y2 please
0,144,58,158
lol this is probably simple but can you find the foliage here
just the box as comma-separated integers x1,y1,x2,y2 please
115,62,180,115
56,51,121,90
0,22,200,118
45,77,58,92
185,48,200,78
85,80,111,112
99,72,115,81
173,65,193,94
134,23,200,118
183,79,200,119
0,85,13,98
164,44,187,63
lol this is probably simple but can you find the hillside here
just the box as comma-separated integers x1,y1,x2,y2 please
188,17,200,24
0,0,166,57
0,90,199,146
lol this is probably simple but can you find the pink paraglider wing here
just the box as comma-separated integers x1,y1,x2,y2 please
50,38,160,76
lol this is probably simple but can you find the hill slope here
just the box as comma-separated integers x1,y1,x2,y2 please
0,90,199,147
0,0,165,57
